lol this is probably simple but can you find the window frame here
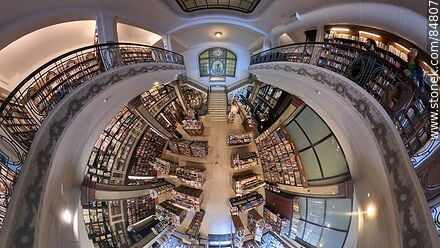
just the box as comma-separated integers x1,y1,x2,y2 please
198,47,237,81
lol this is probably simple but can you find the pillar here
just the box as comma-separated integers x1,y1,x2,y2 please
316,25,325,42
128,96,174,139
162,34,173,51
271,35,280,48
263,36,271,51
171,80,188,114
96,12,118,43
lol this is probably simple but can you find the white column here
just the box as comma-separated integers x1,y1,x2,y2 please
263,37,271,51
271,35,280,48
316,26,325,42
162,34,172,51
96,12,118,43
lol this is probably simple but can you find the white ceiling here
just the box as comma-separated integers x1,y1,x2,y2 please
172,23,263,50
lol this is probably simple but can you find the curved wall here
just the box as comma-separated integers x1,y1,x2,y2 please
250,62,439,248
0,63,185,248
271,2,428,51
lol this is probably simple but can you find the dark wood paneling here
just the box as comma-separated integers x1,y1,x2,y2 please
265,190,293,219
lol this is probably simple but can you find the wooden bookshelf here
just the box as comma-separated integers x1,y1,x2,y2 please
186,209,205,242
125,195,155,226
229,192,264,215
156,199,187,226
255,127,308,187
248,209,264,242
128,128,167,178
227,133,253,146
172,185,204,212
232,171,265,196
168,139,209,158
232,215,245,248
170,166,206,189
231,151,259,170
182,119,204,136
263,205,291,238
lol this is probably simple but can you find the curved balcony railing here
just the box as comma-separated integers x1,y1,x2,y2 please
250,42,434,165
0,43,184,230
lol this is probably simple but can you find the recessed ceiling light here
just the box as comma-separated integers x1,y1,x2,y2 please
214,32,223,38
366,204,377,218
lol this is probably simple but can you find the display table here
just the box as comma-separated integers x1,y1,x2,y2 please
182,119,204,136
227,134,253,146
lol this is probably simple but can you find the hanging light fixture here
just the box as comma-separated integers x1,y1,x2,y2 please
214,32,223,38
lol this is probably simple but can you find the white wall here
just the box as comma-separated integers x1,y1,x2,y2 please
180,42,250,86
117,22,162,46
0,21,96,92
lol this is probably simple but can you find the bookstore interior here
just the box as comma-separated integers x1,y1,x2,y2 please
0,1,438,248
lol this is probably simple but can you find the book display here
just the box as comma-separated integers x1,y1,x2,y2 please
191,140,209,158
140,84,176,117
242,117,255,132
126,178,174,198
128,128,167,177
182,119,204,136
227,134,253,146
170,166,206,189
231,215,245,248
183,86,208,110
232,171,265,196
120,47,153,64
290,197,301,239
263,206,291,237
156,200,187,226
264,182,281,193
126,196,155,226
231,151,259,170
248,209,264,243
150,158,178,176
186,210,205,242
172,185,204,212
168,139,209,158
83,201,118,247
229,192,264,215
255,127,307,187
87,107,143,184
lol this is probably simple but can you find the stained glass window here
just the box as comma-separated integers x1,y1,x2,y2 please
199,47,237,82
175,0,261,13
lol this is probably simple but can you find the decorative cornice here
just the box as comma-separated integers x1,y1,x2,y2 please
1,63,184,247
249,63,434,248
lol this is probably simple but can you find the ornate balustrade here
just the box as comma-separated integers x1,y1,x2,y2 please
250,42,434,165
0,43,184,230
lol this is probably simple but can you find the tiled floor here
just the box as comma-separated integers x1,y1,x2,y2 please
166,104,265,237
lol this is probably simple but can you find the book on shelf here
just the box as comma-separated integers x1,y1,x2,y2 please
232,171,265,196
168,139,209,158
248,208,264,243
156,199,187,226
182,119,204,136
231,151,259,170
185,209,205,241
170,166,206,189
227,133,253,146
229,192,264,215
172,185,204,212
255,127,307,187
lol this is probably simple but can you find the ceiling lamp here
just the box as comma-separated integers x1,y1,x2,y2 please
214,32,223,38
331,27,350,32
359,31,381,38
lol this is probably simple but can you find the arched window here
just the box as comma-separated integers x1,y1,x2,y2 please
199,47,236,82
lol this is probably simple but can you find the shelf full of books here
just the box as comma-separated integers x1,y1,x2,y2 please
125,195,155,226
172,185,204,212
232,215,245,248
231,151,259,170
248,209,264,243
150,158,178,175
186,209,205,242
263,205,291,237
83,201,119,247
86,107,145,184
168,139,209,158
232,171,265,196
128,127,167,178
156,199,187,227
182,119,204,136
255,127,308,187
170,166,206,189
227,133,253,146
229,192,264,215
